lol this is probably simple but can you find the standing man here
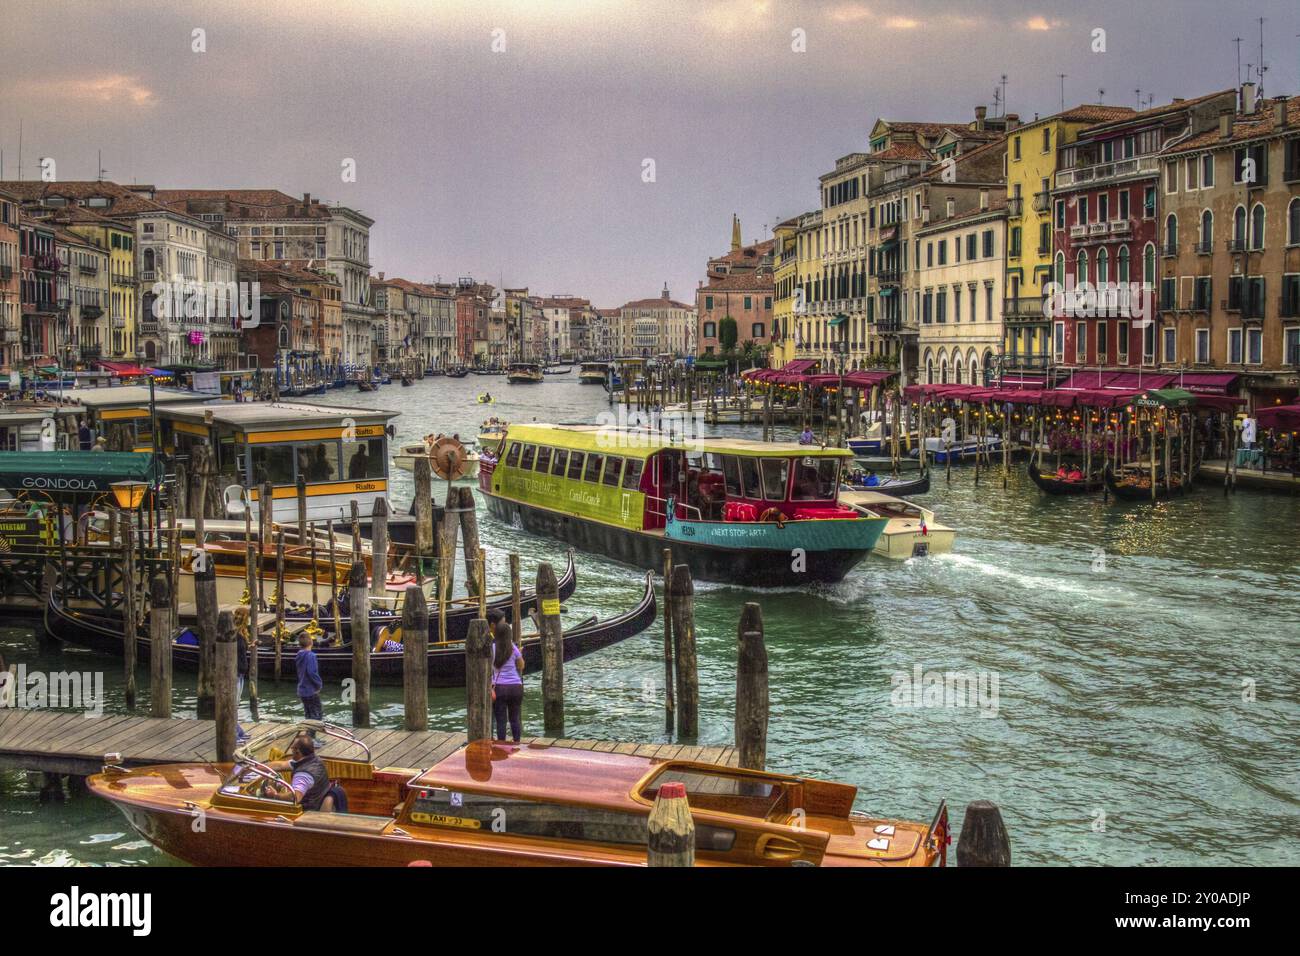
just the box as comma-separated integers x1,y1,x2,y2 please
77,418,93,451
295,632,323,720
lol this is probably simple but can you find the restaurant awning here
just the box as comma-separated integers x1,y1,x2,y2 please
1171,371,1239,395
0,451,164,496
1256,404,1300,431
96,360,150,377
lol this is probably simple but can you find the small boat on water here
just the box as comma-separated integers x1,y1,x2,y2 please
44,552,580,669
400,376,414,387
356,380,377,392
476,394,495,405
1027,461,1104,496
839,489,955,559
855,454,924,473
843,470,931,497
89,721,949,866
479,418,507,445
578,362,609,385
919,435,1005,464
392,441,480,480
281,382,328,397
507,362,544,384
1104,465,1189,502
543,365,572,375
846,420,919,457
445,367,469,379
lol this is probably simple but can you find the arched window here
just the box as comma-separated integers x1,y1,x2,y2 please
968,351,979,385
1200,209,1213,251
1164,213,1178,253
1250,203,1266,250
1054,251,1065,287
1233,205,1247,246
1117,245,1130,284
143,248,155,273
1290,199,1300,245
926,355,934,384
1097,248,1109,286
940,358,949,384
1143,243,1156,285
954,361,963,384
1075,249,1088,287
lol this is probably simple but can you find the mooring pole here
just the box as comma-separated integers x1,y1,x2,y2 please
350,560,371,728
537,561,564,737
735,602,768,771
149,574,172,719
465,617,492,742
401,582,429,731
214,608,238,763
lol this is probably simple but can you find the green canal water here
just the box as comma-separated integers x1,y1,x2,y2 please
2,375,1297,866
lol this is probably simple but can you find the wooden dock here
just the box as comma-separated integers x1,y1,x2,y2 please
1198,459,1300,492
0,709,738,778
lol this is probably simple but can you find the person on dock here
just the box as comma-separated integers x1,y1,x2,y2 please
77,418,93,451
91,436,107,452
233,606,252,744
799,426,815,445
487,608,525,743
295,632,323,721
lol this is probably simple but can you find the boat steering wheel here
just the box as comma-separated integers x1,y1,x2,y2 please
232,757,293,800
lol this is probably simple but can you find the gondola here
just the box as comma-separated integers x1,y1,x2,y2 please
445,367,469,379
47,551,577,654
842,471,931,497
400,376,414,387
1027,461,1104,496
1103,465,1188,502
356,380,377,392
45,568,650,688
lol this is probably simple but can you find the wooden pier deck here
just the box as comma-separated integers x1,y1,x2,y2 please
0,709,738,778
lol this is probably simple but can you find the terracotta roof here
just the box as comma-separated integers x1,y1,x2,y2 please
701,271,774,292
713,238,775,263
869,143,932,162
155,188,333,220
881,121,969,139
0,180,188,218
1080,89,1238,134
1054,104,1139,124
1167,97,1300,153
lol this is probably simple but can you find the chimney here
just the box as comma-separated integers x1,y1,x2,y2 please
1005,113,1021,131
945,197,955,218
378,271,385,280
1219,110,1234,140
303,193,311,204
1241,81,1257,115
980,189,989,210
1275,96,1290,129
975,105,987,130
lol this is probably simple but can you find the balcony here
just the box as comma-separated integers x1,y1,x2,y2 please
1032,191,1052,213
876,268,902,285
874,317,918,336
1280,296,1300,319
1109,219,1132,236
77,262,99,276
1054,154,1160,189
1088,221,1109,237
80,345,103,360
1003,297,1045,321
34,253,61,272
1161,242,1178,258
1002,353,1054,372
139,270,156,282
1069,224,1088,239
1225,238,1246,254
111,272,136,286
112,316,127,328
1194,240,1213,255
81,304,104,319
1007,197,1024,219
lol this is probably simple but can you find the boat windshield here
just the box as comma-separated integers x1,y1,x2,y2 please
640,765,798,821
791,457,840,500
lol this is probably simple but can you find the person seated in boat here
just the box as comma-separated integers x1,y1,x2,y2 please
1066,466,1083,481
1056,465,1068,479
795,464,821,499
863,470,880,487
266,733,348,814
482,392,491,403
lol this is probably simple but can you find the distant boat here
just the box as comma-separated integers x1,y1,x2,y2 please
507,362,544,384
445,367,469,378
579,362,609,385
544,365,572,375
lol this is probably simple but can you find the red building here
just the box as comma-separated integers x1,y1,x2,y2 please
19,219,59,367
1051,90,1236,372
453,280,493,365
0,189,20,372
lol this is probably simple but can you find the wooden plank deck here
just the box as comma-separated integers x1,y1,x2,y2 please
0,710,735,777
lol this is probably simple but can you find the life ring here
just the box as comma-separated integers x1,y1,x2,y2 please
759,507,788,529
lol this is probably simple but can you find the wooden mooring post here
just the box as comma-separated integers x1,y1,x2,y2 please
194,550,218,719
413,458,433,579
508,553,522,647
669,564,698,738
735,602,768,771
465,617,492,742
661,548,675,734
647,781,694,866
214,608,237,763
370,497,389,598
121,511,138,712
956,800,1011,866
349,560,371,728
401,583,429,732
458,486,483,601
273,530,286,681
537,561,564,737
149,575,172,719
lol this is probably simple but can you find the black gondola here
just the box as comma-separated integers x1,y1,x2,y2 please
1103,465,1188,501
1027,461,1104,495
844,472,931,496
445,367,469,379
44,572,654,687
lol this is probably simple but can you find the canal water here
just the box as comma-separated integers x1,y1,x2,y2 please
2,374,1297,865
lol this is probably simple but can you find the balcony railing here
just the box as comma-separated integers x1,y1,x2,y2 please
77,263,99,276
81,305,104,319
1069,224,1088,239
1003,297,1045,320
1109,219,1132,236
1007,197,1024,218
1032,191,1052,213
1161,242,1178,257
1280,296,1300,319
1054,154,1159,189
1225,238,1246,254
1002,354,1053,371
1088,222,1109,237
112,316,127,328
0,264,11,281
1194,240,1213,254
876,269,902,284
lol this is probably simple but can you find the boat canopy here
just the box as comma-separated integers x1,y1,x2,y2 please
1256,404,1300,431
501,423,853,462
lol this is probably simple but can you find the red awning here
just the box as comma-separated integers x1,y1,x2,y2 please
1255,404,1300,430
842,370,897,389
1057,370,1120,391
1171,371,1239,395
1105,371,1176,390
96,360,149,376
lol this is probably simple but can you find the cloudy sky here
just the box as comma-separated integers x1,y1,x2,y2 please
1,0,1296,306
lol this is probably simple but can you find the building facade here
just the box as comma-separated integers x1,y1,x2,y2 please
0,190,19,373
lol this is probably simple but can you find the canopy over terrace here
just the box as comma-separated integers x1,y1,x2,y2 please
0,451,164,500
1256,404,1300,431
901,381,1241,411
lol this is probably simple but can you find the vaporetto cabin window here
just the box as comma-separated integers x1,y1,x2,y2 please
601,457,623,486
520,444,536,470
551,448,568,477
583,453,604,483
567,452,584,480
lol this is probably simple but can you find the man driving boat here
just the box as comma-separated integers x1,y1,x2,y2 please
265,733,347,813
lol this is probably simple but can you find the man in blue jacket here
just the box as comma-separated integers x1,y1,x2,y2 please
295,632,323,720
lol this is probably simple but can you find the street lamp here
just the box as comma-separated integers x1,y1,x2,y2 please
110,480,147,510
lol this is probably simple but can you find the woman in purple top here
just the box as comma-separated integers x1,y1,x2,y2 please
487,609,525,742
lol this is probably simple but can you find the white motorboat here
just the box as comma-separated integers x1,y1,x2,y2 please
391,441,480,480
838,489,955,560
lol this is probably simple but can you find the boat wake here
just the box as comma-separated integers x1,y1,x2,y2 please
937,552,1134,602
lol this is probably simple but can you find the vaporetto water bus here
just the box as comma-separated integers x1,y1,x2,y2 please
479,424,887,586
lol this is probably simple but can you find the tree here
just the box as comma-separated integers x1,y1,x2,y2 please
719,316,738,352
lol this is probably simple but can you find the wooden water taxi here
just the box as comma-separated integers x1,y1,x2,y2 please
839,490,955,559
479,424,887,586
507,362,544,384
88,725,948,866
846,420,918,457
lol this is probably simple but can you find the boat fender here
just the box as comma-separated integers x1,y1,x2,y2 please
759,507,788,529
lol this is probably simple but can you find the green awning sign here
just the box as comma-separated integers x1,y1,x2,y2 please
1134,388,1196,410
828,313,848,327
0,451,163,496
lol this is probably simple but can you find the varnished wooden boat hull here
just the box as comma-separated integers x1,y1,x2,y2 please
1104,466,1188,502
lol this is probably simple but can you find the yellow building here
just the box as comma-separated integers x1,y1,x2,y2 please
1002,105,1135,380
55,209,137,358
770,216,800,366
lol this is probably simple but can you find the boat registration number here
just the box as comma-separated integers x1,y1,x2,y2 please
410,811,481,829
